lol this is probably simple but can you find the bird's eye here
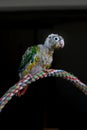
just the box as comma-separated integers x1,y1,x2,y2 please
54,37,59,41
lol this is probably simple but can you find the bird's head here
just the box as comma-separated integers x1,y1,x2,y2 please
44,33,64,50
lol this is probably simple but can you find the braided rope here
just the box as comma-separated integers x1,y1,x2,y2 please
0,69,87,112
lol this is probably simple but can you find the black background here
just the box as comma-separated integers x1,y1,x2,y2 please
0,10,87,130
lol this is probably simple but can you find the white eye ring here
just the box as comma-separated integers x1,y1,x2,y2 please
54,37,59,41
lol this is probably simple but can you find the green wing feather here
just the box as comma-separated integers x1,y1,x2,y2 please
18,45,39,72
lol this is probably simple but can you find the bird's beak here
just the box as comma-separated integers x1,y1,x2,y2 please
55,39,65,49
56,35,65,49
59,39,65,48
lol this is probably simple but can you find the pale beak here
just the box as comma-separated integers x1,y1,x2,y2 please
55,39,64,49
58,36,65,48
59,39,65,48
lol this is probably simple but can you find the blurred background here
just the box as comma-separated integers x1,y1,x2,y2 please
0,0,87,130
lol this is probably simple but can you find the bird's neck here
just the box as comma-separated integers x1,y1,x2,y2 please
43,44,54,55
44,39,55,52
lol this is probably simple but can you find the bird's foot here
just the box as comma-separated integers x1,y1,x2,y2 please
16,85,28,97
43,69,54,73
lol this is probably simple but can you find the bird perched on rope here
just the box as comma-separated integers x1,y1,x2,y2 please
17,33,65,96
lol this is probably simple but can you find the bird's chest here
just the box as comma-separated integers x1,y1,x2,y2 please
39,50,53,68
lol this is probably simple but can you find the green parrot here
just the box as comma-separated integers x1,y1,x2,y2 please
18,33,64,96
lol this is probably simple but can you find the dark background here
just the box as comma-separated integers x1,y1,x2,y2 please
0,10,87,129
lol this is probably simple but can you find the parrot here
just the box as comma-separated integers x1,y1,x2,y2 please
17,33,65,96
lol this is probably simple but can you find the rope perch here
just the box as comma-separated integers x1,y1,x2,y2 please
0,69,87,112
